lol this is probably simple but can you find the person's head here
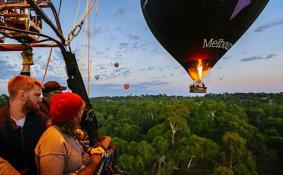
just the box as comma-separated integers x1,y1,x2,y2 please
50,92,86,135
42,81,67,104
8,75,43,112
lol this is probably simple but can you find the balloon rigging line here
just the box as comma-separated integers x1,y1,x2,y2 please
73,0,83,27
58,0,63,15
42,0,64,83
87,0,91,97
42,47,53,83
66,0,99,44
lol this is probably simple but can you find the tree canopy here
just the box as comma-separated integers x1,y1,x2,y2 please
1,92,282,174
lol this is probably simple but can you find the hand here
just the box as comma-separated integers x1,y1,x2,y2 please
89,146,105,157
79,154,102,174
82,152,90,165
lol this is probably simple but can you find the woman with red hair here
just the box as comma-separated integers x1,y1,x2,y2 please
35,92,104,175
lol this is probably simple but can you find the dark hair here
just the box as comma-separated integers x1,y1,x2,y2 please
53,120,78,136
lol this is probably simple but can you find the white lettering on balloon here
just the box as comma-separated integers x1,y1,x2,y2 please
203,38,233,51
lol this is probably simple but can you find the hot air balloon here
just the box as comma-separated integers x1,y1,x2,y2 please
141,0,269,93
114,62,119,68
95,75,100,80
124,83,129,90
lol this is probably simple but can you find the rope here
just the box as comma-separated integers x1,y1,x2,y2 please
78,0,91,91
58,0,63,15
77,0,97,27
78,0,87,74
79,23,87,77
92,3,99,88
42,47,53,83
73,0,83,27
66,0,100,44
76,0,100,97
88,0,100,97
87,0,91,97
41,0,63,83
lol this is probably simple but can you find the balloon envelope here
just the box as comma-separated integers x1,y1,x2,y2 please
124,83,129,90
141,0,269,81
114,62,119,68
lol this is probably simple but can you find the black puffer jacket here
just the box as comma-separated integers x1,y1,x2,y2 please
0,106,47,175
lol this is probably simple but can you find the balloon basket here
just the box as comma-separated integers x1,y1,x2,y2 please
190,80,207,93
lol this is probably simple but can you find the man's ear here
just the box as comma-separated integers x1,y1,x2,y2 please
18,90,26,101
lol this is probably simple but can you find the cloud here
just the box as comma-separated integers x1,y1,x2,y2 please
254,18,283,32
89,80,170,96
241,54,276,62
0,55,9,60
94,83,122,90
79,44,88,49
99,66,107,70
134,81,169,89
137,66,156,72
54,49,63,59
95,51,104,55
0,55,22,79
222,56,231,60
116,7,125,16
92,61,134,80
131,41,146,50
119,42,129,49
107,67,132,79
0,55,18,70
148,66,154,71
115,27,122,32
117,42,130,55
36,52,66,78
128,33,140,40
0,59,20,79
92,27,104,37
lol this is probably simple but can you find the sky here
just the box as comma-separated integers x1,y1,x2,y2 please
0,0,283,97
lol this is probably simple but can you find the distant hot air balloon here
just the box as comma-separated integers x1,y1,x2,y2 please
114,62,119,68
124,83,129,90
95,75,100,80
141,0,269,93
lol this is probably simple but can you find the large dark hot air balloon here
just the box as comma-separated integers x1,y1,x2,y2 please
141,0,269,93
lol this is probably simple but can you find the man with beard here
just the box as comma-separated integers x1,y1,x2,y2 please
0,75,47,175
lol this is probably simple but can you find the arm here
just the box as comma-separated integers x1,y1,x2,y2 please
0,157,20,175
37,154,65,175
36,143,104,175
77,154,102,175
35,127,66,175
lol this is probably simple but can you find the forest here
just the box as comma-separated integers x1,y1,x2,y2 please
1,93,283,175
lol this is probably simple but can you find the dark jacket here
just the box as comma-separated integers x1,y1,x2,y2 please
0,105,47,175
